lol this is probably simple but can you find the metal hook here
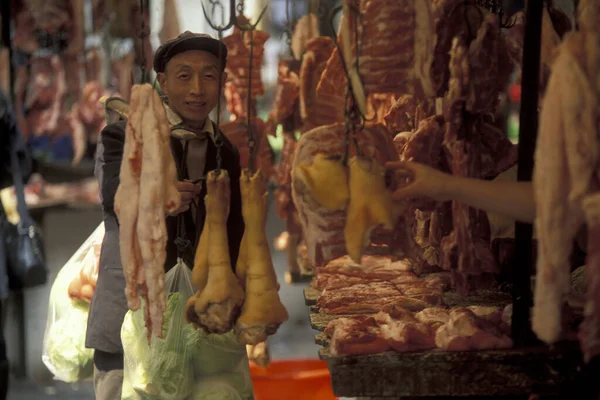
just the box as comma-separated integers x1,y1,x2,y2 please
202,0,236,32
327,5,371,122
236,5,269,32
201,1,231,173
447,0,484,45
284,0,294,54
475,0,515,28
499,13,517,29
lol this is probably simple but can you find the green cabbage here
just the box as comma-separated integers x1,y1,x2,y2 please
122,293,194,400
188,330,247,376
43,231,100,384
121,291,255,400
43,300,94,382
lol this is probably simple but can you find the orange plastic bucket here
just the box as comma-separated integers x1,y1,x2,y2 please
250,359,337,400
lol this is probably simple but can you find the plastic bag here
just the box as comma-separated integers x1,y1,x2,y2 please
67,235,102,302
122,260,196,400
121,259,254,400
42,222,105,383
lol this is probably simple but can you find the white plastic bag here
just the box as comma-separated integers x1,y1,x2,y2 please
42,222,105,383
121,259,254,400
122,260,196,400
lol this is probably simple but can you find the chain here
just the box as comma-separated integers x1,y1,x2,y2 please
237,0,245,16
201,0,235,173
246,27,257,172
284,0,293,52
138,0,148,83
214,29,225,173
350,0,363,154
343,87,352,165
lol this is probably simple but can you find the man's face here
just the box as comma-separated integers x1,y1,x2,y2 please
157,50,226,130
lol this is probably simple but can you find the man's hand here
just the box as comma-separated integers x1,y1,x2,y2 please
385,161,453,202
168,180,202,216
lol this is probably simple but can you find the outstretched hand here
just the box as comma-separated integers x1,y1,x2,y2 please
385,161,452,202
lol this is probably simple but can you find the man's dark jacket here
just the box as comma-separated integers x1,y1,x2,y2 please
85,119,244,355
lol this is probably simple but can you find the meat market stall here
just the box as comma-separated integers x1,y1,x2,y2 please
260,0,600,397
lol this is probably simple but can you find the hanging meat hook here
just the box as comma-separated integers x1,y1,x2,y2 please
476,0,516,28
231,1,269,173
323,4,362,164
202,0,237,32
326,4,368,121
446,0,484,45
236,5,269,31
284,0,294,55
202,0,236,173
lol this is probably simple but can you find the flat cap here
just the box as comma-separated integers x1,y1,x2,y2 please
153,31,228,73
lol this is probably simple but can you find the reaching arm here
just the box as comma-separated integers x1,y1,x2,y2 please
386,161,536,224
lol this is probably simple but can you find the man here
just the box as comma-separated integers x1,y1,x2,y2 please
85,31,245,399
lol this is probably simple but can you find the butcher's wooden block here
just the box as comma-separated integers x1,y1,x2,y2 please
309,312,351,331
318,342,582,398
285,271,313,285
304,287,319,305
314,332,329,347
442,289,511,307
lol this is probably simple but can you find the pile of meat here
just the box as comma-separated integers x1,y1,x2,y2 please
301,37,344,130
314,256,451,314
314,255,512,356
115,84,181,340
532,2,600,364
273,1,579,298
282,1,523,296
326,305,512,356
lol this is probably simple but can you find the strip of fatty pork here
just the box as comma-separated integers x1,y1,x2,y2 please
115,85,145,311
532,31,600,345
136,86,168,339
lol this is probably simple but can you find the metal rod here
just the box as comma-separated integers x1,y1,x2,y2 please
511,0,544,347
139,0,147,83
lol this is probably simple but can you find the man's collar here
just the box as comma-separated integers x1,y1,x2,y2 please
163,103,214,140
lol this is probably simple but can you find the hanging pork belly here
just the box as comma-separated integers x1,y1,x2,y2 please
531,19,600,360
341,0,435,98
115,84,180,339
266,60,300,135
299,37,340,130
291,13,320,60
222,16,270,101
